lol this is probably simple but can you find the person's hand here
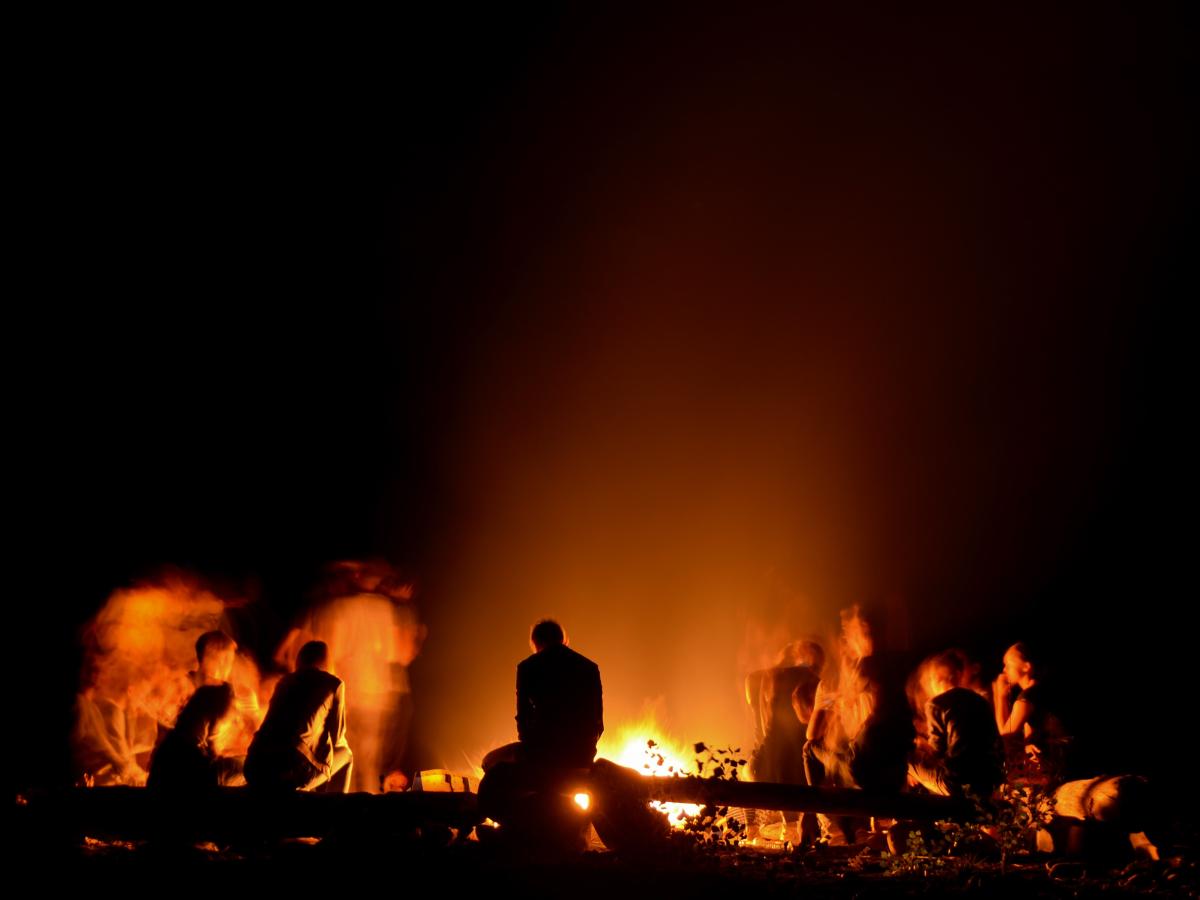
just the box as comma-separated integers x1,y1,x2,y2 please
993,673,1010,696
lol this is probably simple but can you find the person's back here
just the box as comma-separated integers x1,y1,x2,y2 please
246,641,352,792
927,686,1003,794
252,669,342,767
850,652,916,792
754,665,818,784
517,642,603,767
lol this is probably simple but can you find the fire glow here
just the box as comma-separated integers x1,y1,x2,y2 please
598,718,702,825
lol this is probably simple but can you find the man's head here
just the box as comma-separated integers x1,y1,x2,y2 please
927,651,965,698
195,631,236,685
778,639,825,674
530,619,566,653
297,640,330,671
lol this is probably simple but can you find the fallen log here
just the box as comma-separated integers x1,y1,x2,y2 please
22,770,972,847
20,787,480,843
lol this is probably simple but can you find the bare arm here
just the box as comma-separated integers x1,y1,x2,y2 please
330,681,350,752
791,680,816,726
806,679,835,743
993,675,1029,737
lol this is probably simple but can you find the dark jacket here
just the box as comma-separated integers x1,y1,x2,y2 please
248,668,348,776
516,644,603,767
927,686,1003,793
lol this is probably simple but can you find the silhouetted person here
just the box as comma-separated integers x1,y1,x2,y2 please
908,651,1002,798
148,683,244,792
245,641,353,792
274,560,425,791
482,620,603,771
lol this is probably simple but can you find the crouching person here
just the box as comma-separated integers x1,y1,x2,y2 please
148,683,245,793
246,641,353,792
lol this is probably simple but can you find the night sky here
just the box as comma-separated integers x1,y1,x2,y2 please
21,7,1194,794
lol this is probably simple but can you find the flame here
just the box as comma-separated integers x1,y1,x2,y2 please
597,715,702,825
573,792,591,811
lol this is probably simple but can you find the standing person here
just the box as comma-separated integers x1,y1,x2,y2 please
747,640,824,784
246,641,353,792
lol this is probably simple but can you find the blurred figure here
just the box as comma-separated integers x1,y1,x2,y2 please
72,575,265,785
746,640,824,783
802,605,914,843
746,639,824,843
246,641,353,792
276,560,424,792
907,650,1002,798
72,658,157,786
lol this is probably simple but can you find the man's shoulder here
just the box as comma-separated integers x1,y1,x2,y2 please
520,645,599,672
293,668,343,693
931,687,990,715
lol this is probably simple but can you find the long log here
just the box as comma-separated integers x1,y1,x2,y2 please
22,774,971,845
20,787,480,842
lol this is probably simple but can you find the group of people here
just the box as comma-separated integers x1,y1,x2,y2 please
74,561,423,795
745,606,1072,842
148,632,354,795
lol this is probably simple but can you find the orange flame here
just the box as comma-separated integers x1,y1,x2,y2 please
597,714,702,825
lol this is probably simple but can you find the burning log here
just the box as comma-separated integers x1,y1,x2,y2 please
635,774,974,821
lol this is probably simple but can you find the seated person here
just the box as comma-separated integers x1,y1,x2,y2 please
245,641,353,792
148,683,244,792
908,651,1002,798
482,619,603,772
993,642,1073,782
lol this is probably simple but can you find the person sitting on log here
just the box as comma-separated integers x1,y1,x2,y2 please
992,641,1073,783
148,682,245,792
482,619,603,772
908,650,1002,799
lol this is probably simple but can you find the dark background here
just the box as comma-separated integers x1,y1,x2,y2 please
19,6,1194,793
